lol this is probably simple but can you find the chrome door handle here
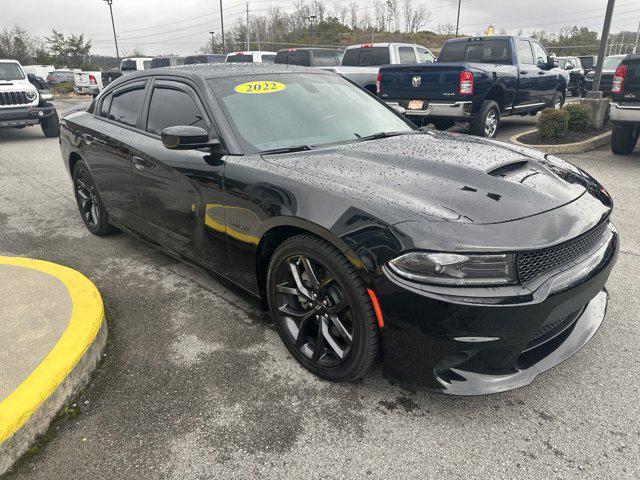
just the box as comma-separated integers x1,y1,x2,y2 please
132,156,146,170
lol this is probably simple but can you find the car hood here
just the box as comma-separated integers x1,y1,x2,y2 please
263,132,590,225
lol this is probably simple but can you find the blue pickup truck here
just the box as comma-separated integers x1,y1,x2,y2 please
378,36,569,137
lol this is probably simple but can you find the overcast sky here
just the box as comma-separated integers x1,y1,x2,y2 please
2,0,637,56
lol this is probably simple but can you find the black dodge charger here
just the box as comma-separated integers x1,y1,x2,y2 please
59,64,618,395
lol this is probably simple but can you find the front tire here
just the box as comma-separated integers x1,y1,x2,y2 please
469,100,500,138
73,160,116,236
267,234,380,382
41,110,60,138
611,124,639,155
551,90,564,110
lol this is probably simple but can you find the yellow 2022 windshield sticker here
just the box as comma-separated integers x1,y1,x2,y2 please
234,81,286,94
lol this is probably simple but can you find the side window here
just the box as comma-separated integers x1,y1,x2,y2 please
416,47,435,63
143,60,152,70
518,40,535,65
99,93,113,118
146,86,208,136
398,46,417,64
532,42,549,68
108,84,146,127
313,51,339,67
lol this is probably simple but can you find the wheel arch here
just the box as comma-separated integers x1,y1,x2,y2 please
68,151,84,177
255,219,371,308
484,84,506,112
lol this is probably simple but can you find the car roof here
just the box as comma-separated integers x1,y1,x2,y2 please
344,42,420,49
114,63,332,81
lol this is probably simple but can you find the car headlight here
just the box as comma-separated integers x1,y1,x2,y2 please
388,252,517,286
25,90,38,101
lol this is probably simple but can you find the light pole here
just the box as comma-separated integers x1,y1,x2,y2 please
590,0,616,95
455,0,462,36
219,0,225,53
209,31,215,53
102,0,120,59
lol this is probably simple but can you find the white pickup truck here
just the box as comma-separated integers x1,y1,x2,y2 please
326,42,436,93
0,59,59,137
74,70,123,96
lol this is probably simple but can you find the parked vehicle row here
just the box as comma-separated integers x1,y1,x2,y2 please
379,36,568,138
58,63,618,394
585,54,626,97
0,59,60,137
556,56,586,97
608,53,640,155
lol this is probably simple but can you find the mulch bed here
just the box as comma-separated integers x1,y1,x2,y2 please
518,128,611,145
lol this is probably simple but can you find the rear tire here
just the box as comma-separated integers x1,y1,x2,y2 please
41,110,60,138
468,100,500,138
73,160,117,236
611,124,639,155
267,234,380,382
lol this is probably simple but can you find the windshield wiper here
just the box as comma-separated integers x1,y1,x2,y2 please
260,145,313,155
354,131,409,142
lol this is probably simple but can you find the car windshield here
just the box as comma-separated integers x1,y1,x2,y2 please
602,56,624,70
209,73,414,153
0,62,25,81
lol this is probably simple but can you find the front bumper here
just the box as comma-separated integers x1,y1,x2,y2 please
375,226,619,395
0,105,56,128
385,100,473,119
609,102,640,124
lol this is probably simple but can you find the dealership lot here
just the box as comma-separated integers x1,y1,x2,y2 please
1,99,639,479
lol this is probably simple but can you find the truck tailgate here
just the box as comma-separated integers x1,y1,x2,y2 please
379,63,467,101
74,72,95,88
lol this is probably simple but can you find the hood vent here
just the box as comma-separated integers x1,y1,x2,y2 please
487,161,529,178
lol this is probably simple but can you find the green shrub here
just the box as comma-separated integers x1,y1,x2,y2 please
51,82,75,95
564,103,591,132
537,108,569,139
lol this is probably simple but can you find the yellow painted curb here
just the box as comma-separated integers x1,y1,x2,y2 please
0,257,104,444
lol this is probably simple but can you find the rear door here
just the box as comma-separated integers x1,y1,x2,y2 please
89,80,148,226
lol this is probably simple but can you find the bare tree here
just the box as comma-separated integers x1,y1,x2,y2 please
349,2,359,29
403,1,429,33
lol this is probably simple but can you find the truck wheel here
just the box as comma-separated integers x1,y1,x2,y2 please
41,110,60,138
551,90,564,110
432,120,455,131
611,124,639,155
571,88,578,97
469,100,500,138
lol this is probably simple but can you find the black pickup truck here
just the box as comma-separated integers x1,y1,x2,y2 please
609,54,640,155
378,36,569,137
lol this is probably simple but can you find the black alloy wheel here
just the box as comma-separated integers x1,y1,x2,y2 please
73,160,115,236
267,234,380,382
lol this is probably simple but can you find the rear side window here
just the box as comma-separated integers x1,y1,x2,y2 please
121,60,137,71
146,86,207,135
143,60,151,70
261,55,276,63
518,40,535,65
227,54,253,63
313,51,339,66
108,84,146,127
398,47,417,64
342,47,390,66
282,51,310,66
151,58,171,68
438,40,511,64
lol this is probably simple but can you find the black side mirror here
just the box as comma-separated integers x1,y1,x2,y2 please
27,73,48,90
161,126,220,150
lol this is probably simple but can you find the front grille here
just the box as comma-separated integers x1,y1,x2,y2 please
0,91,29,106
517,222,608,283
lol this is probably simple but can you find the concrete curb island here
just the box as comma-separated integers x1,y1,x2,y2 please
0,257,107,475
510,129,612,154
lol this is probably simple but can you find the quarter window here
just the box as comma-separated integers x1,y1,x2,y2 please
313,51,339,66
399,47,417,64
99,93,112,118
416,47,435,63
108,84,146,127
532,42,549,67
146,86,207,135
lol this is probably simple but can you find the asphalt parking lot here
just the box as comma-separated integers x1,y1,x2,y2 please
1,98,639,479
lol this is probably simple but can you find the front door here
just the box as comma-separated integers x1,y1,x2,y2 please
132,79,228,271
514,40,546,109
